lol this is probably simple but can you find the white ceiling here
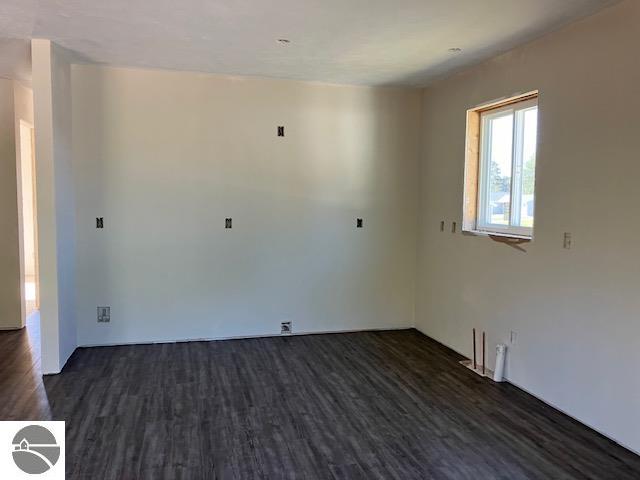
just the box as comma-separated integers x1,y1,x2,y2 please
0,0,618,86
0,38,30,85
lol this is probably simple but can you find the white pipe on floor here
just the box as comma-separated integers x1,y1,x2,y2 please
493,344,507,382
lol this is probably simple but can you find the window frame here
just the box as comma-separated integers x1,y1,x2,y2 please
462,91,539,240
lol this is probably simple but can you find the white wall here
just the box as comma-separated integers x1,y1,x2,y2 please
0,79,33,330
71,65,421,346
416,0,640,453
0,79,22,330
32,39,77,373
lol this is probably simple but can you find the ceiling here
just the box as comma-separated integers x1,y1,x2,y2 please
0,0,618,87
0,38,30,85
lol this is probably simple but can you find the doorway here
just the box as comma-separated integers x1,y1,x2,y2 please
19,120,39,319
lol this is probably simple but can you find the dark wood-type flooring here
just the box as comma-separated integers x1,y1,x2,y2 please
1,319,639,479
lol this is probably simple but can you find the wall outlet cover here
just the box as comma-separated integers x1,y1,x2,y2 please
98,306,110,323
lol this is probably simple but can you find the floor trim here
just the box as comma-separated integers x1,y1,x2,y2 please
413,325,640,457
77,326,413,348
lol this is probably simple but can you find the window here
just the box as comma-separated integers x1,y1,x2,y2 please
463,92,538,239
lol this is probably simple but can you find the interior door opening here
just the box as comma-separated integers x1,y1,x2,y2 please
19,119,39,320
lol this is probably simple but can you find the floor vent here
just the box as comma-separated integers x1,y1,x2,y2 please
281,321,292,335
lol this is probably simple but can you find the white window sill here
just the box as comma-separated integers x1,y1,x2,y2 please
464,229,532,241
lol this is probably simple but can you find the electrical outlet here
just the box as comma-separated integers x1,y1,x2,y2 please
97,306,110,323
510,330,517,344
451,221,457,234
356,218,363,228
281,321,292,335
440,220,445,232
225,218,232,229
563,232,572,249
96,217,104,229
277,126,285,137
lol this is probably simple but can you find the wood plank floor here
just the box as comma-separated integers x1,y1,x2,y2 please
1,322,639,479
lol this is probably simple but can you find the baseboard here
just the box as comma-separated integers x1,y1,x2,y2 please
58,346,76,373
506,377,640,457
0,326,24,331
78,326,413,348
43,346,78,376
413,326,640,457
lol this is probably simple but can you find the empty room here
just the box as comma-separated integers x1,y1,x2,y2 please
0,0,639,478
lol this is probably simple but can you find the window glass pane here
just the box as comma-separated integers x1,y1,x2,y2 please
485,113,513,226
516,107,538,228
